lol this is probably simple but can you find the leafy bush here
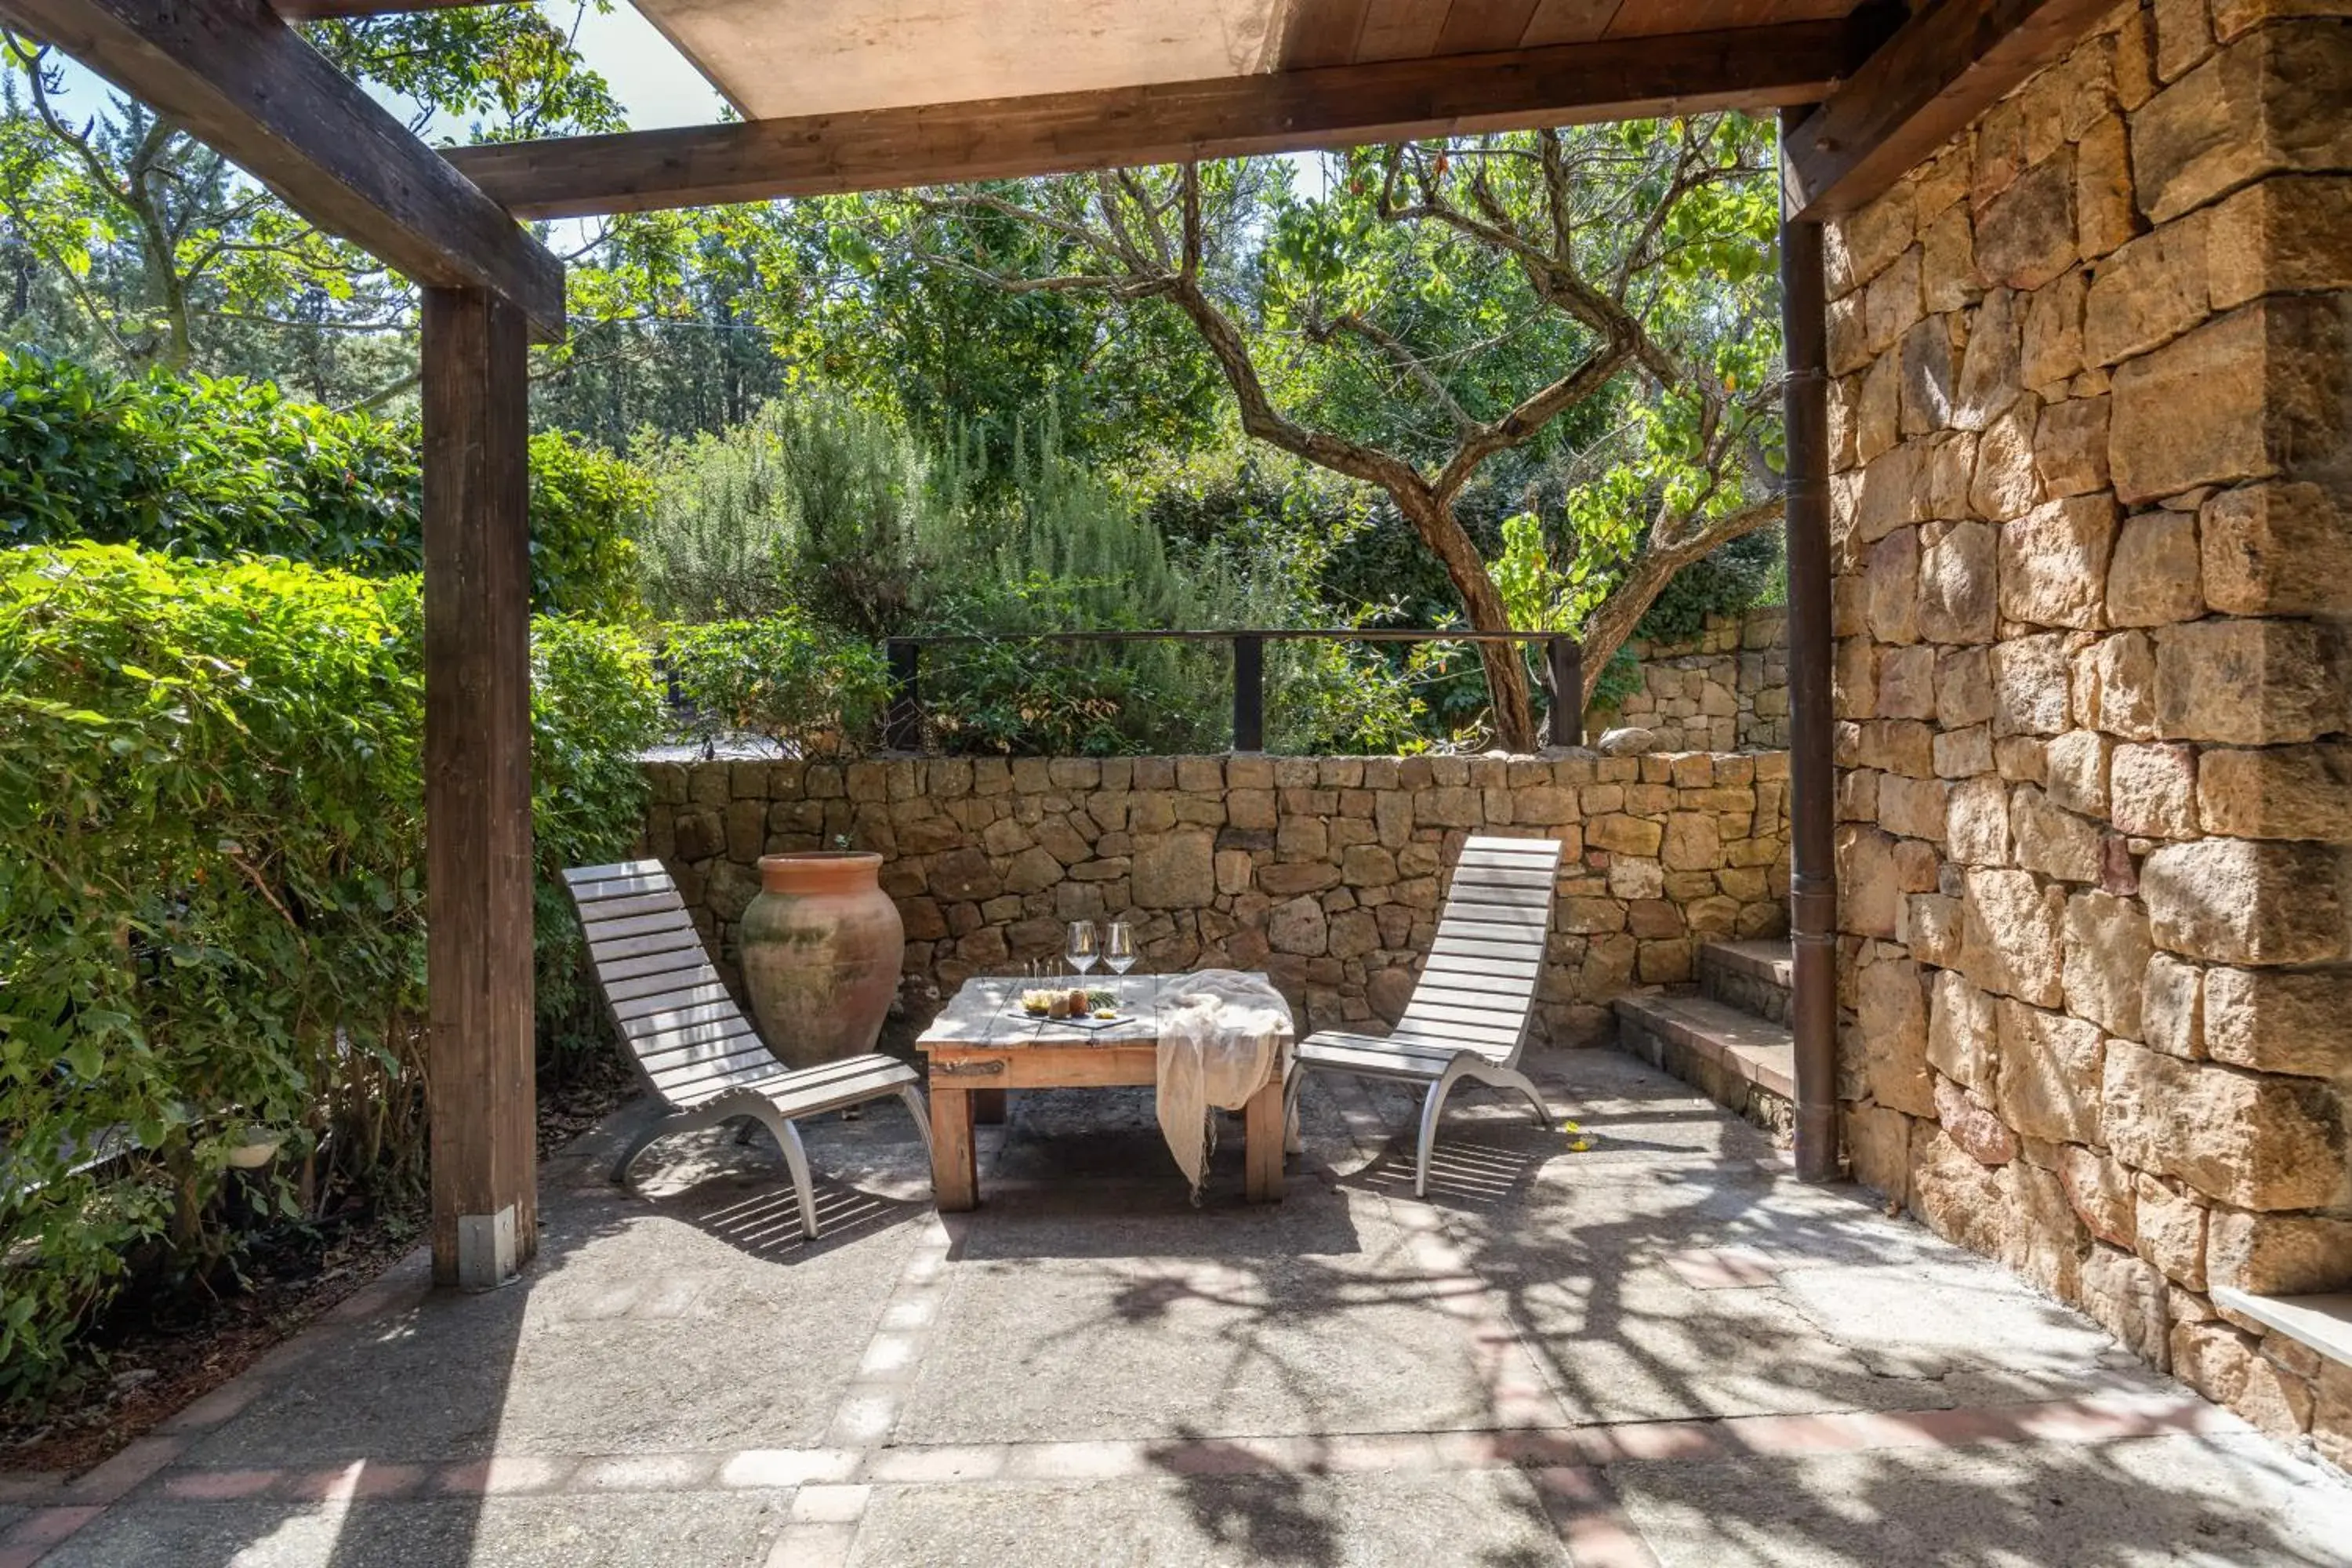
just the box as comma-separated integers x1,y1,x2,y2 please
0,544,656,1402
630,390,941,629
0,350,648,619
664,615,893,755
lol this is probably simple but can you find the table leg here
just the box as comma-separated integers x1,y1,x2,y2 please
1243,1076,1286,1203
972,1088,1007,1125
932,1087,978,1210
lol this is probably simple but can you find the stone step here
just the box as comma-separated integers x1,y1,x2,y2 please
1698,938,1793,1025
1613,990,1795,1139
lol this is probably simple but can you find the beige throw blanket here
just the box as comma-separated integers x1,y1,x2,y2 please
1156,970,1294,1200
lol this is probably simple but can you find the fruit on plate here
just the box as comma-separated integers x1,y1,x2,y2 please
1020,989,1055,1015
1092,1008,1119,1019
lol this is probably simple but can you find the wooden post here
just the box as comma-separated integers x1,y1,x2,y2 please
423,286,538,1287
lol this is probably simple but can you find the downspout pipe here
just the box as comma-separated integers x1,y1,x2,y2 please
1780,107,1841,1185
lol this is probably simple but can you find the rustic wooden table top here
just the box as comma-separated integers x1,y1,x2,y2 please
913,971,1292,1209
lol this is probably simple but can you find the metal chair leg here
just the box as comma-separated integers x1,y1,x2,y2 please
610,1118,673,1186
897,1086,934,1156
1414,1061,1472,1199
774,1118,822,1240
1481,1064,1554,1127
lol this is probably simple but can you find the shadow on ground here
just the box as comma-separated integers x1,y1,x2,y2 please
36,1046,2352,1566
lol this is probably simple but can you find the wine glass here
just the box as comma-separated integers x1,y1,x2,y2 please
1104,920,1137,977
1065,920,1100,978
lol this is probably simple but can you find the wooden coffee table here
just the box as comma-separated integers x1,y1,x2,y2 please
914,973,1291,1210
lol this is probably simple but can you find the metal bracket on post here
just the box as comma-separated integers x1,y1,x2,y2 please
1547,635,1583,748
455,1204,517,1291
884,638,921,753
1232,633,1265,753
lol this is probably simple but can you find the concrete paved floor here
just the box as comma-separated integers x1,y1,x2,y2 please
6,1047,2350,1567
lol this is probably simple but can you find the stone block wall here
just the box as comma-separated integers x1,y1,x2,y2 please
1824,0,2352,1466
1591,608,1791,750
641,751,1790,1049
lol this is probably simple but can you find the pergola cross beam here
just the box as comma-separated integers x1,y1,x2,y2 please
445,17,1882,219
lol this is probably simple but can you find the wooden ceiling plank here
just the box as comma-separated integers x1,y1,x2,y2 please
1784,0,2121,216
1518,0,1624,47
1,0,564,336
447,16,1875,219
1436,0,1544,55
1279,0,1375,70
1353,0,1453,61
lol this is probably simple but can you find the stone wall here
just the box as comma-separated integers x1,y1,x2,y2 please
641,751,1790,1048
1825,0,2352,1466
1592,608,1791,751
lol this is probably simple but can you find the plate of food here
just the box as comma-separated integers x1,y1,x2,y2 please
1012,987,1131,1029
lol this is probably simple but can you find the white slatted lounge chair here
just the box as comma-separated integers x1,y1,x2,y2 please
1287,833,1562,1196
564,860,931,1237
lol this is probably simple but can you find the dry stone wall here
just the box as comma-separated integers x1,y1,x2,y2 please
1590,608,1791,751
1825,0,2352,1468
641,751,1789,1050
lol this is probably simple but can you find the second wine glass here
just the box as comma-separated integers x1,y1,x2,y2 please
1104,919,1136,976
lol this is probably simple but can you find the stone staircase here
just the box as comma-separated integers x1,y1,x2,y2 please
1613,939,1797,1139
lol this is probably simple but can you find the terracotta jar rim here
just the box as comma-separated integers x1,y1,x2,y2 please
757,850,883,892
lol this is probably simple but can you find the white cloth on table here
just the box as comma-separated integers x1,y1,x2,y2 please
1153,969,1293,1200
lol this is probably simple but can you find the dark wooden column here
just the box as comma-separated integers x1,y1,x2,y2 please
423,286,538,1287
1780,111,1840,1185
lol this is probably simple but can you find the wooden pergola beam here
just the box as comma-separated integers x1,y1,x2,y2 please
445,16,1886,219
0,0,564,336
1781,0,2120,218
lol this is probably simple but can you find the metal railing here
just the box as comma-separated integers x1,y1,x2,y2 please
880,628,1583,753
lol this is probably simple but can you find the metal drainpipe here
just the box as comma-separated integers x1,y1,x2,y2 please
1780,108,1841,1184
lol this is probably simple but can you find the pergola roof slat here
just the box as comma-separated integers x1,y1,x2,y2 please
445,16,1883,220
0,0,565,336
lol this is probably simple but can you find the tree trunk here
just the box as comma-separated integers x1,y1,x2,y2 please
1407,494,1537,752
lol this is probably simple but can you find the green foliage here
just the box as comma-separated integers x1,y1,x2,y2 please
633,389,938,630
523,432,651,625
665,615,892,756
0,350,646,617
527,616,665,1059
1631,526,1784,647
0,544,656,1403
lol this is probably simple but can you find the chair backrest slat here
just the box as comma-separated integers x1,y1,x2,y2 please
1405,834,1563,1065
566,862,777,1110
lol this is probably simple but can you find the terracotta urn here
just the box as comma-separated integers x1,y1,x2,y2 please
739,851,903,1069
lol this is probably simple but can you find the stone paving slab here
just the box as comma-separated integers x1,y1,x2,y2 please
1613,1432,2352,1567
844,1468,1569,1568
179,1191,920,1468
895,1185,1501,1444
34,1491,796,1568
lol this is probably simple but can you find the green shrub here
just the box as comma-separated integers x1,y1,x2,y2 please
664,615,893,755
0,544,657,1403
631,390,941,629
0,350,647,619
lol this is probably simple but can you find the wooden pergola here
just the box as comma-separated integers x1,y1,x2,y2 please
0,0,2118,1288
